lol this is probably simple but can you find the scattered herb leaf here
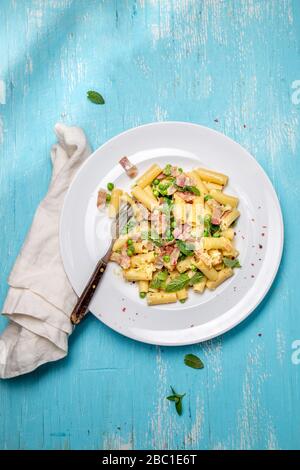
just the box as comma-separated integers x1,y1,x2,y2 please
166,395,179,403
87,90,105,105
223,258,242,268
204,194,213,202
165,273,190,292
203,214,220,237
166,387,186,416
176,240,195,256
184,185,200,196
175,400,183,416
150,270,168,289
175,185,200,196
188,272,204,286
184,354,204,369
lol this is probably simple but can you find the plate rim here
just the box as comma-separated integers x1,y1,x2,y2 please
60,120,284,346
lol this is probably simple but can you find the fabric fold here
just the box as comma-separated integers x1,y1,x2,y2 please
0,123,92,379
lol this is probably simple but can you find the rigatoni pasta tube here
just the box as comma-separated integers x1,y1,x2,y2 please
121,192,135,206
133,241,148,254
138,280,149,294
206,182,223,191
190,196,204,226
220,228,235,240
113,234,129,251
176,288,188,301
131,185,157,211
136,164,162,189
144,185,157,203
210,189,239,208
206,267,233,290
131,252,155,267
187,170,209,195
196,168,228,186
147,292,177,305
202,236,232,251
108,188,123,218
194,259,218,281
214,263,224,271
177,256,195,273
123,266,154,281
173,195,186,223
204,202,212,216
121,195,141,219
193,277,206,293
223,248,239,258
220,209,240,230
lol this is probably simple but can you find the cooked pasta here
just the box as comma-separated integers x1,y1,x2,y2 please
100,163,241,305
209,189,239,208
196,168,228,186
135,164,162,189
108,188,123,218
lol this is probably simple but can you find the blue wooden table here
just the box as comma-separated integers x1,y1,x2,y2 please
0,0,300,450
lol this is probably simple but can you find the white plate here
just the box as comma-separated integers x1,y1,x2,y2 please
60,122,283,346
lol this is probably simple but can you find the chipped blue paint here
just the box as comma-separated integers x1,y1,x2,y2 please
0,0,300,450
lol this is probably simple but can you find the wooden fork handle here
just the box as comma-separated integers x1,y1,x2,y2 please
70,258,108,325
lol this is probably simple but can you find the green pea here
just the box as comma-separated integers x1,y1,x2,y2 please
178,167,183,173
191,265,197,272
153,179,160,186
139,292,146,299
171,220,177,229
127,248,134,257
163,164,172,176
153,189,159,197
127,239,133,246
107,182,114,191
163,255,170,263
158,182,166,190
179,299,186,303
106,193,111,203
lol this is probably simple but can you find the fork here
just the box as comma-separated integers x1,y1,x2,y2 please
70,202,133,325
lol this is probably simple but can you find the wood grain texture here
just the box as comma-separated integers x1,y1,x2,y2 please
0,0,300,450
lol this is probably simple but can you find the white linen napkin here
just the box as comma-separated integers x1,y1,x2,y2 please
0,123,91,379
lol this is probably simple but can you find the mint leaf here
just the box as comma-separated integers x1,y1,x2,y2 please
176,240,195,256
167,387,185,416
165,273,190,292
184,185,200,196
175,185,200,196
203,214,220,237
223,257,241,268
87,90,105,105
184,354,204,369
188,272,204,286
175,400,182,416
150,270,168,289
166,395,179,403
204,194,212,202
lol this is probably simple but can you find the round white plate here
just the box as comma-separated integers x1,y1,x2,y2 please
60,122,283,346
